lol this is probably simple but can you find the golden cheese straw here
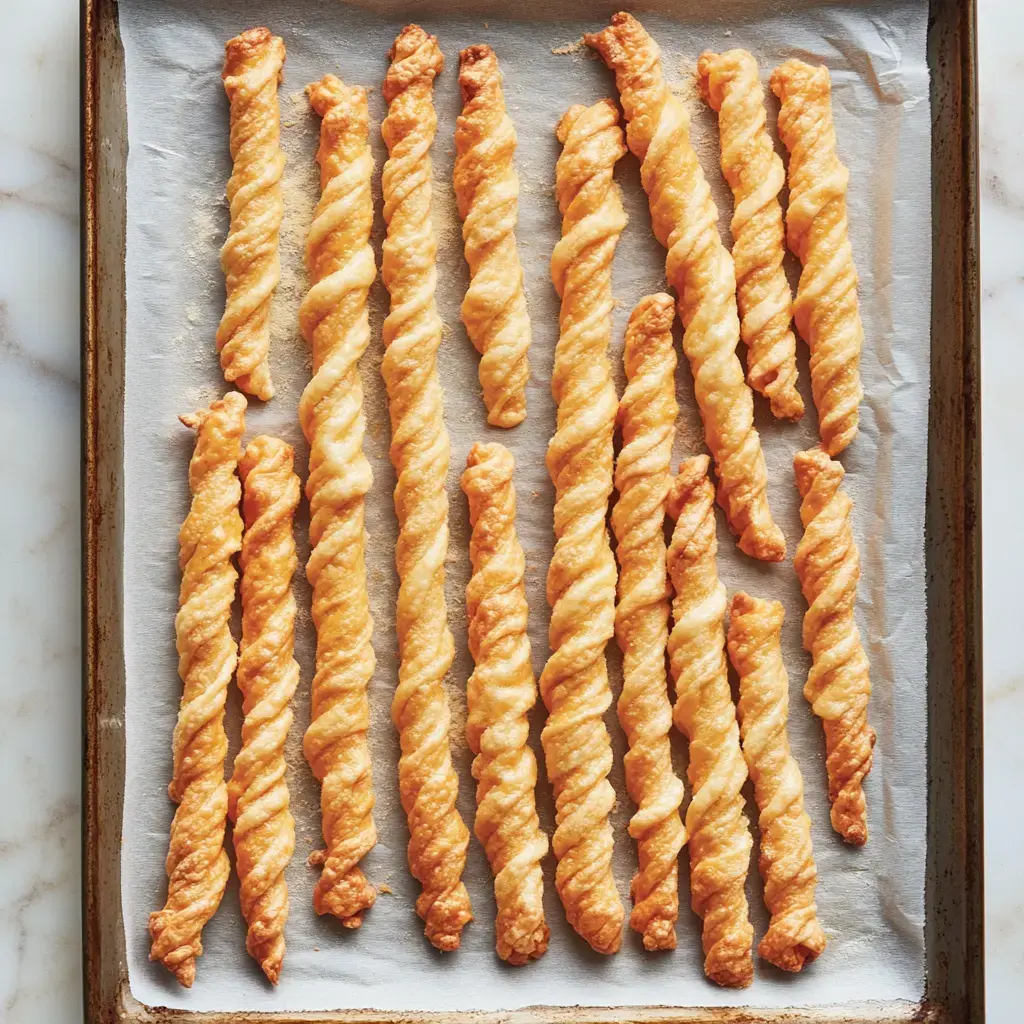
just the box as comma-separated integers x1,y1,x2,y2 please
299,74,379,927
381,25,473,951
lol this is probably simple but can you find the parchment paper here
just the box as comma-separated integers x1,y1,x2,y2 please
118,0,931,1013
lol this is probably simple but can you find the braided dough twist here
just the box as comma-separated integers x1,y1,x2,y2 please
611,293,686,951
299,73,379,928
794,448,875,845
381,25,472,951
454,45,531,427
772,61,864,455
149,392,245,987
218,28,286,401
229,436,300,983
666,456,753,988
697,50,804,421
727,591,826,972
461,443,550,964
586,14,784,563
540,99,626,956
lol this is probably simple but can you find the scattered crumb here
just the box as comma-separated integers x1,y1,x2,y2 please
377,883,393,896
313,946,320,953
306,849,326,868
551,38,584,56
724,29,733,38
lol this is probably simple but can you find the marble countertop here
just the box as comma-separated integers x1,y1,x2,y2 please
0,0,1014,1020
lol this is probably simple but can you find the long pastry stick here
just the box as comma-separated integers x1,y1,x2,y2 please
218,28,286,401
666,456,754,988
697,49,804,421
381,24,473,951
454,45,531,427
299,73,379,928
149,391,245,987
727,591,826,972
461,443,550,964
771,61,863,455
230,436,300,984
611,293,686,950
793,447,874,844
586,13,784,563
540,99,626,956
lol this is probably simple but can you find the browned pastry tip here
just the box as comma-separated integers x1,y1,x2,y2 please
384,24,444,103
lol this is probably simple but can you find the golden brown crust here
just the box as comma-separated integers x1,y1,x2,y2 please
666,456,754,987
540,99,627,956
586,13,784,562
697,49,804,421
461,443,550,964
381,25,473,951
454,45,531,427
793,448,875,845
149,392,246,987
727,591,827,972
299,73,379,929
771,61,864,456
218,28,285,401
611,293,686,951
230,436,300,984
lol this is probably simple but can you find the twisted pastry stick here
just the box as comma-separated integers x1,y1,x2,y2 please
666,456,753,988
794,448,874,845
611,293,686,951
229,436,300,984
727,591,826,972
540,99,626,956
218,28,286,401
772,61,863,455
697,50,804,422
299,73,378,928
454,45,531,427
461,443,549,965
381,25,472,951
586,14,784,563
149,392,245,987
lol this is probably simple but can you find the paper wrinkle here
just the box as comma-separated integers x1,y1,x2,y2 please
118,0,931,1014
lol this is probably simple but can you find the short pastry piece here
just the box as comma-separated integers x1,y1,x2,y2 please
299,73,378,928
454,45,531,427
771,61,864,455
461,443,549,965
666,456,754,988
727,591,826,972
698,50,804,422
611,293,686,951
218,28,286,401
586,13,784,563
149,391,246,987
793,447,874,845
230,436,300,984
540,99,627,956
381,25,472,951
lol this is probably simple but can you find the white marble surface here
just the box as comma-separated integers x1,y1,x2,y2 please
0,0,1017,1021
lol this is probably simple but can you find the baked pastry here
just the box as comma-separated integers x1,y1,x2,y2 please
610,293,686,951
666,455,753,988
727,591,826,972
461,442,549,964
218,28,286,401
771,60,863,455
540,99,627,956
586,13,784,563
697,49,804,421
381,24,472,951
230,436,300,983
454,45,531,427
793,447,875,844
149,392,246,987
299,73,379,928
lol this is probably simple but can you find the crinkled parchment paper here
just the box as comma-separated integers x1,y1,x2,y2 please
118,0,930,1013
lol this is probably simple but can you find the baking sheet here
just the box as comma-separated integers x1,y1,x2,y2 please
118,0,931,1013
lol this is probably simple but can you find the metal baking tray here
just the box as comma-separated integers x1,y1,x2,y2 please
82,0,982,1019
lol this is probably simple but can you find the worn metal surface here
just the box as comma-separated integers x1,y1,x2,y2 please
81,0,982,1019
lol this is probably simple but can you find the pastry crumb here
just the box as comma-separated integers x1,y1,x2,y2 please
551,38,584,56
